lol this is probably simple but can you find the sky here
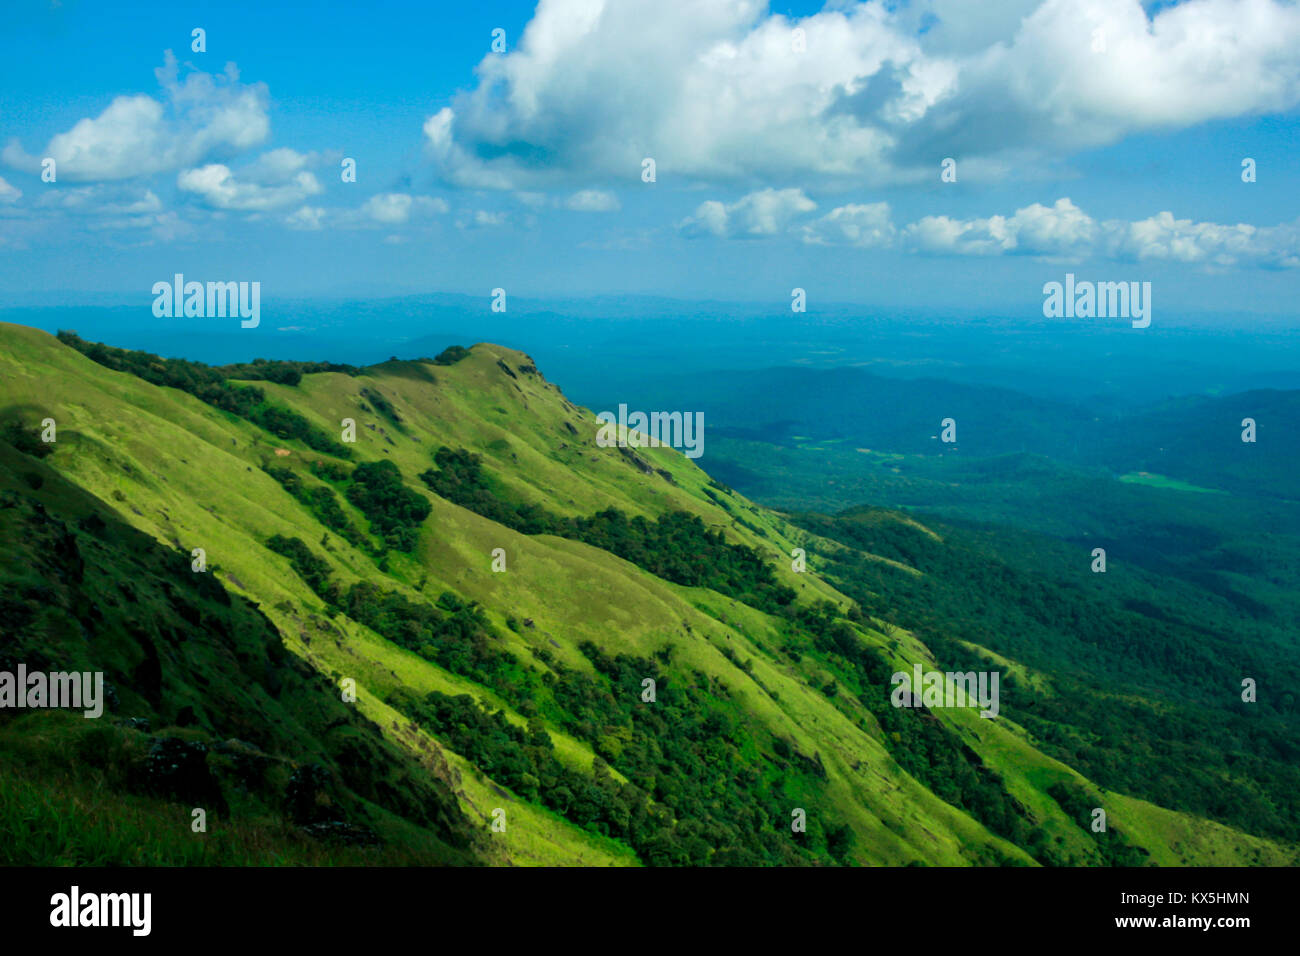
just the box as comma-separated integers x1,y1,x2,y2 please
1,0,1299,319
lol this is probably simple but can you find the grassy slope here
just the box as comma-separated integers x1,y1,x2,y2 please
0,443,478,865
1,321,1291,866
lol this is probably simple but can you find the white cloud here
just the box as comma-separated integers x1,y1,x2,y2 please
34,185,164,216
422,0,1300,188
563,189,620,212
85,210,193,242
679,188,816,238
681,190,1300,269
799,202,895,247
241,147,322,184
3,52,270,181
286,205,326,230
284,193,449,231
947,0,1300,153
359,193,448,224
0,176,20,204
0,181,190,244
903,213,1016,256
178,161,322,211
902,200,1300,268
903,198,1095,256
1105,211,1300,268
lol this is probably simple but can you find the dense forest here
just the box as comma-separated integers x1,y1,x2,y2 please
791,506,1300,843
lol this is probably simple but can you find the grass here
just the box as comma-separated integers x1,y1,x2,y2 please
1118,471,1228,495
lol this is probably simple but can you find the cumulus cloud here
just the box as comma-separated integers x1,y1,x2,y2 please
0,176,20,204
679,188,816,238
903,198,1096,257
178,159,322,211
458,209,510,229
902,200,1300,268
285,205,326,230
0,181,190,244
3,52,270,181
0,183,168,223
85,209,193,242
1106,211,1300,268
240,147,323,184
564,189,620,212
37,185,164,217
282,193,449,231
422,0,1300,189
506,188,621,211
359,193,449,224
683,190,1300,269
903,213,1014,256
897,200,1298,267
799,202,895,248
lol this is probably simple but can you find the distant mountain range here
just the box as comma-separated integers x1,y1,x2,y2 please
626,365,1300,501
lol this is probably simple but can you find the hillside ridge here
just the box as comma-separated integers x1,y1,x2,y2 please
1,321,1294,867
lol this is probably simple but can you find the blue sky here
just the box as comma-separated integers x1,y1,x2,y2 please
2,0,1299,319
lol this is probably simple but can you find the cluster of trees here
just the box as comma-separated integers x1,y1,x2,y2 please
359,387,403,429
263,465,371,552
395,689,651,845
57,331,353,457
343,584,535,695
258,527,532,695
563,642,851,865
265,534,339,605
1,420,53,459
391,642,851,866
432,345,471,366
345,461,430,552
562,510,796,613
420,446,796,611
1047,782,1151,867
57,331,359,385
418,446,556,533
786,599,1055,864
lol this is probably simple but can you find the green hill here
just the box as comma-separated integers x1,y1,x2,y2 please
0,322,1294,867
